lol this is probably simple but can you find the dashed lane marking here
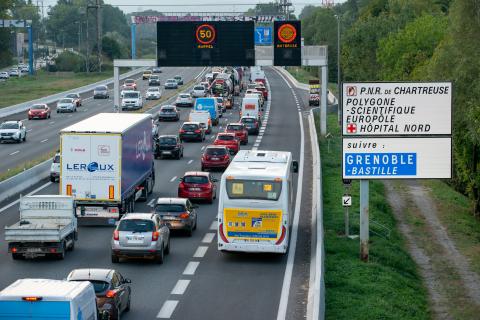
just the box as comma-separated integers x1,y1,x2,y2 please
202,232,216,244
157,300,179,319
193,246,208,258
170,176,177,182
171,279,190,295
209,220,218,230
9,150,19,156
188,160,193,164
40,139,48,143
183,261,200,275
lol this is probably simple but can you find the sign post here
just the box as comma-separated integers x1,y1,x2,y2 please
341,81,452,261
342,194,352,237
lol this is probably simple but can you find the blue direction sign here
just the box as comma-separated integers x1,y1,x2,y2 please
255,26,272,45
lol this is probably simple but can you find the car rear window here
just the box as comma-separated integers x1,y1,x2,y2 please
206,148,227,156
194,86,204,90
155,204,186,213
70,280,110,295
241,118,256,123
180,94,190,98
31,105,46,110
182,124,198,130
159,137,177,144
150,75,159,79
148,88,159,92
183,176,208,184
118,219,155,232
218,135,234,141
59,99,72,103
95,86,106,91
161,107,174,112
227,125,242,131
124,92,139,98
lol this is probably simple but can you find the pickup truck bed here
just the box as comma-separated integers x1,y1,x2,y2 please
5,219,75,242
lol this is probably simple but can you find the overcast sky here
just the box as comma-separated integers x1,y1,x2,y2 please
41,0,338,17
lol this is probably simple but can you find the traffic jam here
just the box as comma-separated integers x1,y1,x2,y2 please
0,66,301,320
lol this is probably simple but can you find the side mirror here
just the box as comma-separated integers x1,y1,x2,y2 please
179,177,183,182
292,160,299,173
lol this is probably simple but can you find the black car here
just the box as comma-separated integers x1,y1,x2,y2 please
174,75,184,85
155,135,184,159
149,75,161,86
67,268,131,320
179,122,205,142
157,105,180,121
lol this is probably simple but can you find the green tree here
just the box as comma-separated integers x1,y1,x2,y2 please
245,2,282,16
377,14,448,80
0,0,15,67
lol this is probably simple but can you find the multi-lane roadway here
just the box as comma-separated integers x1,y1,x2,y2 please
0,67,316,319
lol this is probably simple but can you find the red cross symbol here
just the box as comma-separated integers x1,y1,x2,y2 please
346,123,357,133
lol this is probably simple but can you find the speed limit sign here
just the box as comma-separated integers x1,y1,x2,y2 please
196,24,216,45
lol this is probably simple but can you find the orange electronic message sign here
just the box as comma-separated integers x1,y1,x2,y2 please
274,20,301,66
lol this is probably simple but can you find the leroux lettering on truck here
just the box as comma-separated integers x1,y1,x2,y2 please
60,113,155,225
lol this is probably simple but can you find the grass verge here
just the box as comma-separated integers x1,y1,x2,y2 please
285,66,338,94
0,149,56,182
0,70,113,108
318,113,431,319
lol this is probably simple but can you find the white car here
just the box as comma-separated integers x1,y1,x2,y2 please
0,121,27,143
146,87,162,100
50,152,60,182
9,69,20,77
191,85,207,98
120,89,134,98
57,98,77,113
175,93,194,107
121,91,143,110
0,71,9,79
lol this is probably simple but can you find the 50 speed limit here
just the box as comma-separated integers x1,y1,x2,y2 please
196,24,216,45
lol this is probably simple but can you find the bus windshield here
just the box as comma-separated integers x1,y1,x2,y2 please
226,179,282,201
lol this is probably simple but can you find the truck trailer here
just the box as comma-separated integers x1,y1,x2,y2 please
60,113,155,225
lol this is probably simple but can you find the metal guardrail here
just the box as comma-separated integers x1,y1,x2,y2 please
0,67,147,119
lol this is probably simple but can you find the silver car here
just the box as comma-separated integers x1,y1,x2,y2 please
111,213,170,264
57,98,77,113
94,85,109,99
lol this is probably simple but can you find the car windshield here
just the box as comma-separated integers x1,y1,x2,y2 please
227,125,242,131
180,94,190,98
167,79,176,83
124,92,139,98
31,105,46,110
182,124,198,130
118,219,155,232
159,137,177,144
206,148,227,156
161,107,174,113
70,280,110,295
95,86,106,91
59,99,72,104
0,123,19,129
155,204,185,213
66,94,77,98
125,80,134,84
150,76,158,80
148,88,159,92
217,135,234,141
194,86,204,90
183,176,208,184
226,179,282,201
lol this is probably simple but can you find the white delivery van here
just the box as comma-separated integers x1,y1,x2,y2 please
189,110,212,134
241,96,261,122
217,150,298,254
0,279,98,320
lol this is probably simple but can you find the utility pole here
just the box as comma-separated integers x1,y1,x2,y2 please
86,6,90,73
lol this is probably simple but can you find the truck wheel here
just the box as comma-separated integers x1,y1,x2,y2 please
50,176,55,182
111,254,119,263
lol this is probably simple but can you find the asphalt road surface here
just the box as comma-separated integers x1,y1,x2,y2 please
0,67,315,320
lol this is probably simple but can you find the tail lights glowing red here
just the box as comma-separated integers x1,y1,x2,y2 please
113,230,119,241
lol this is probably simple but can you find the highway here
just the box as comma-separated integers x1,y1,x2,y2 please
0,67,204,175
0,67,315,319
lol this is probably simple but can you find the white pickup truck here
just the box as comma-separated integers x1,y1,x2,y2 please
5,195,77,260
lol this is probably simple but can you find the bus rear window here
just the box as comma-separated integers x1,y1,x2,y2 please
226,179,282,201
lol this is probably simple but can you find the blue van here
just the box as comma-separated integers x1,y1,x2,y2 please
194,97,219,126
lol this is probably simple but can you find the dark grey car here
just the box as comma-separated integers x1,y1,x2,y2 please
94,85,109,99
154,198,198,236
157,105,180,121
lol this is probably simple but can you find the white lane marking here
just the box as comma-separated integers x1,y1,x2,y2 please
21,118,28,121
202,232,216,243
253,143,260,147
210,135,215,139
276,72,306,320
171,279,190,295
40,139,48,143
209,220,218,230
183,261,200,275
68,115,72,117
170,176,177,182
252,146,258,151
157,300,179,319
0,182,52,214
49,121,55,124
27,129,33,132
193,246,208,258
201,146,205,151
9,150,19,156
188,159,193,164
147,198,156,207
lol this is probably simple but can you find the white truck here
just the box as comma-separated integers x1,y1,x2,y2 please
189,110,212,134
5,195,77,260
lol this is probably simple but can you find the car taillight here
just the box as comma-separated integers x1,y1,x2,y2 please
275,226,287,245
179,212,190,219
152,231,160,241
224,155,229,160
194,129,201,133
179,182,185,189
106,290,117,298
219,223,229,243
113,230,119,241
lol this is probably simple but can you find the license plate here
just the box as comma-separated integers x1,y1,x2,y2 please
186,132,194,134
212,157,219,160
127,235,144,241
162,151,172,155
26,248,42,253
190,187,201,191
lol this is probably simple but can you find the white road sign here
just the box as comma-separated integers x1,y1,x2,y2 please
342,195,352,207
343,137,451,179
342,82,452,136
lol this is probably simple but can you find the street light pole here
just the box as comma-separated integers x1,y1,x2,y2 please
335,14,341,124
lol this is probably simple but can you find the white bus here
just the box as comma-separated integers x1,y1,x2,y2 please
217,150,298,254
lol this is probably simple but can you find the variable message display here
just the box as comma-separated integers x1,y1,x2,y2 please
157,21,255,66
273,21,301,66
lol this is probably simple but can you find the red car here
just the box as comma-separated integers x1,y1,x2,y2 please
201,146,231,171
122,79,137,90
28,103,51,120
214,133,240,154
178,171,217,203
225,123,248,145
255,83,268,100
